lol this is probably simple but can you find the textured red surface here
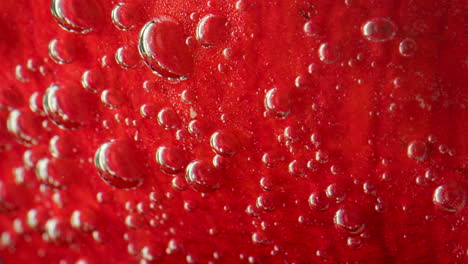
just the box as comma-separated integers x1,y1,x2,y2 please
0,0,466,263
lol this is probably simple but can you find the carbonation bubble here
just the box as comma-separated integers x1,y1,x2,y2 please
210,131,238,157
43,84,96,129
111,3,138,31
334,207,366,234
140,104,157,119
94,139,145,189
101,89,124,109
35,158,74,189
308,192,329,211
7,110,42,146
318,43,340,64
407,140,427,161
29,92,46,116
433,184,466,213
81,69,105,93
48,38,74,64
15,64,33,82
399,38,417,57
157,108,179,129
49,134,78,158
362,18,397,42
155,146,188,173
264,88,291,118
115,46,139,69
51,0,102,34
185,160,220,192
303,21,319,36
196,14,227,47
139,16,193,80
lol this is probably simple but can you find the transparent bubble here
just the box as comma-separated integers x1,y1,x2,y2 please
433,184,466,213
362,18,397,42
196,14,227,47
111,3,137,31
210,130,238,157
308,191,330,211
399,38,417,57
44,84,96,129
81,69,105,93
334,207,365,234
7,110,42,146
185,160,220,192
139,17,193,80
94,139,145,189
318,43,340,64
155,146,188,173
407,140,427,161
48,38,74,64
264,88,291,118
115,46,139,69
303,21,319,36
51,0,101,33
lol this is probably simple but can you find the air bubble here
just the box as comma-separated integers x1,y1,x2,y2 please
407,140,427,161
7,110,42,146
210,131,238,157
44,84,96,129
185,160,220,192
111,3,138,31
264,88,291,118
51,0,101,33
155,146,188,173
115,46,139,69
196,14,227,47
362,18,396,42
318,43,340,64
139,16,193,80
94,139,145,189
399,38,417,57
433,184,466,213
48,38,74,64
334,207,366,234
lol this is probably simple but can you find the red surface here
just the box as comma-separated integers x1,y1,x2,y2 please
0,0,466,263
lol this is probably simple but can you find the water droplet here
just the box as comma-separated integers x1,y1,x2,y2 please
433,184,466,213
185,160,220,192
264,88,291,118
115,46,139,69
94,139,145,189
318,43,340,64
48,38,74,64
111,3,138,31
334,207,365,234
29,92,46,116
362,18,396,42
251,231,268,245
51,0,102,33
399,38,417,57
44,84,96,129
15,64,33,82
196,14,227,47
139,16,193,80
262,152,282,168
407,140,427,161
155,146,188,173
